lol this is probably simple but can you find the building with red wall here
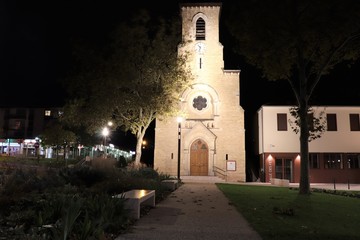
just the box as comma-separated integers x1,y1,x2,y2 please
257,105,360,184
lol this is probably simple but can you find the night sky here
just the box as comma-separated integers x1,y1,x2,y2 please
1,1,360,154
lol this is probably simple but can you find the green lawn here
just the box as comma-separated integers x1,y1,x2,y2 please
217,183,360,240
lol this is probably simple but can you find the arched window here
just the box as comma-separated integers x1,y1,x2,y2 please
196,18,205,40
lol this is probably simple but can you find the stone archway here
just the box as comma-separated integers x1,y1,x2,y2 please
190,139,209,176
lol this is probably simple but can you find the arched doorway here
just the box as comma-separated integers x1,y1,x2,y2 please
190,139,209,176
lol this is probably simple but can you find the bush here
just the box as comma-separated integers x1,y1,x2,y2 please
59,166,106,187
0,162,176,239
116,156,128,168
126,166,159,179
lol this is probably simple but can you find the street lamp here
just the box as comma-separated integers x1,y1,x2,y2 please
102,127,109,158
101,121,113,158
177,117,183,182
142,140,147,149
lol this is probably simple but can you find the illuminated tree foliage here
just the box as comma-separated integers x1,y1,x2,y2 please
226,0,360,194
41,122,77,160
62,9,192,165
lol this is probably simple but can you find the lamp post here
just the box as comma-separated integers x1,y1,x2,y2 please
101,121,113,158
102,127,109,158
177,117,183,182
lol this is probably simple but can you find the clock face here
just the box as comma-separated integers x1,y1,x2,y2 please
195,42,205,54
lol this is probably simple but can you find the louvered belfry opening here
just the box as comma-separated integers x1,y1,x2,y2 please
196,18,205,40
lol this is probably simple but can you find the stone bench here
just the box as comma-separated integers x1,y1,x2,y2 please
161,179,179,191
114,189,155,219
271,178,290,187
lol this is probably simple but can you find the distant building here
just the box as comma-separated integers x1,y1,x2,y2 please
154,2,246,182
0,107,134,161
257,105,360,183
0,107,61,155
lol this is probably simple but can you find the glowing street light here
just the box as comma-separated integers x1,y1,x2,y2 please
177,117,183,182
142,140,147,149
101,121,114,158
102,127,109,158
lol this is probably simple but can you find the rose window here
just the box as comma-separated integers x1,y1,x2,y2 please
193,96,207,111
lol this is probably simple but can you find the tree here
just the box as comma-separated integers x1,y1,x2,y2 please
226,0,360,194
62,9,192,165
41,122,77,161
288,106,327,142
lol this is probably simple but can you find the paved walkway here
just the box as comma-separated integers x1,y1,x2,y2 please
258,182,360,191
116,181,262,240
115,177,360,240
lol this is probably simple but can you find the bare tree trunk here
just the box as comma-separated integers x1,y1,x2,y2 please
134,137,143,165
133,129,146,166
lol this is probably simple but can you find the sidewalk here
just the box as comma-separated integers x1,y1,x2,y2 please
115,178,360,240
116,181,262,240
250,182,360,191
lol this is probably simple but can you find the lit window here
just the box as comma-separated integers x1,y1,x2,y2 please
346,154,360,169
324,153,343,169
45,110,51,116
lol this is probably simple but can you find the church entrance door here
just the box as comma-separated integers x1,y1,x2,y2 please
190,139,209,176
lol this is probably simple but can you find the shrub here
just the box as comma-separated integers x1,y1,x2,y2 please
0,161,175,239
126,166,159,179
59,166,106,187
116,156,128,168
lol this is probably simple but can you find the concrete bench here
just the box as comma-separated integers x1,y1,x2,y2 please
114,189,155,219
271,178,290,187
161,179,179,191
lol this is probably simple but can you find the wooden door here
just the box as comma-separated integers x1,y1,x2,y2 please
190,139,208,176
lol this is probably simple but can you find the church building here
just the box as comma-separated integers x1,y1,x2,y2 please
154,2,246,182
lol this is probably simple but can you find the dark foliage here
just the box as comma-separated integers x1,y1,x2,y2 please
0,159,175,239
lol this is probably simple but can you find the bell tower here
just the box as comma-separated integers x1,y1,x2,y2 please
154,2,246,182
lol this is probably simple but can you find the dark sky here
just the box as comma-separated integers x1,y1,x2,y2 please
2,0,359,108
0,1,155,107
1,1,360,152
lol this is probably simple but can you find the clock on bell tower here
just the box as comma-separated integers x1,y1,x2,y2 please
195,42,205,54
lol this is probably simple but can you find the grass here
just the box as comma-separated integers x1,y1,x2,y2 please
216,183,360,240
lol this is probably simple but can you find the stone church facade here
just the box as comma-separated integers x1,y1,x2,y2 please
154,2,246,182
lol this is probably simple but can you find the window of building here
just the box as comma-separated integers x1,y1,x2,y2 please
350,114,360,131
196,18,205,40
9,119,22,130
45,110,51,116
275,158,293,181
309,153,320,168
193,96,207,111
346,153,360,169
307,113,314,131
326,113,337,131
324,153,343,169
277,113,287,131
